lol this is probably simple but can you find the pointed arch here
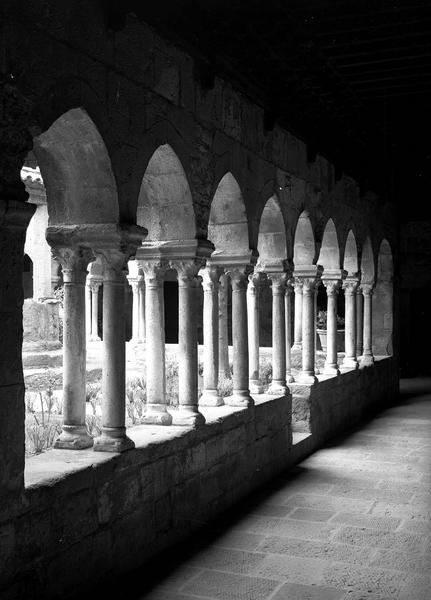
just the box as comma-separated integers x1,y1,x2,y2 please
257,195,287,263
137,144,196,241
361,236,375,283
343,230,359,276
208,172,249,255
293,211,316,266
318,218,340,270
33,108,119,226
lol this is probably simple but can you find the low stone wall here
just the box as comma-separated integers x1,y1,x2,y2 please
1,357,396,599
22,299,61,351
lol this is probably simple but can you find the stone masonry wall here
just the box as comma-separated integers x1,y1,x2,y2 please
0,357,395,600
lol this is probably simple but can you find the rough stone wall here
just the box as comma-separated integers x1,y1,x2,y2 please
0,358,395,600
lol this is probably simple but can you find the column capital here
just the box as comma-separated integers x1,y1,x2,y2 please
267,272,287,292
50,246,94,284
360,282,374,296
88,278,102,293
343,278,360,295
141,260,168,287
323,279,341,296
172,259,204,287
227,264,254,291
200,265,221,292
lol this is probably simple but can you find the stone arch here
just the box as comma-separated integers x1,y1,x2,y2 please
318,218,340,271
137,144,196,241
257,195,287,264
32,108,119,226
208,172,250,255
343,230,359,276
293,211,316,266
360,236,375,283
373,239,394,356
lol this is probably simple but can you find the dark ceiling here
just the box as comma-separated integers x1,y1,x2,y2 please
104,0,431,222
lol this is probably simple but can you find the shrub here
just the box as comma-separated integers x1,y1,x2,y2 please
259,358,273,388
86,382,102,416
217,375,233,399
26,421,61,455
165,358,179,406
126,378,146,424
85,414,102,437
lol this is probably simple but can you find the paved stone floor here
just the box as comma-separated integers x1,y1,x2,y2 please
102,378,431,600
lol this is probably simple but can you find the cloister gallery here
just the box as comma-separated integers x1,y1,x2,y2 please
0,2,406,599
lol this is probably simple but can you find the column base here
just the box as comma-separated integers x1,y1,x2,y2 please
88,336,101,343
268,380,288,396
199,389,224,407
54,425,93,450
360,355,375,367
323,363,340,376
249,379,264,394
173,407,206,427
297,371,318,385
93,427,135,453
227,390,254,408
141,405,173,425
342,357,359,370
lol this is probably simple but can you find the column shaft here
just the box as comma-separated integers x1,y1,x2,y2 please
131,281,140,342
323,281,340,375
94,254,134,452
175,262,205,426
200,267,222,406
229,268,253,407
361,284,375,365
247,275,263,394
85,282,91,341
356,290,364,356
141,263,172,424
293,281,303,350
285,282,294,383
90,282,101,341
268,274,287,395
218,273,230,378
138,279,145,342
54,249,93,449
343,280,359,369
298,278,318,384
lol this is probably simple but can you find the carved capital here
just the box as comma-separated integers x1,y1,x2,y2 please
142,260,168,289
293,278,304,294
200,265,221,292
227,265,253,291
324,280,341,296
360,282,374,296
342,279,359,296
267,272,287,294
172,259,203,288
89,280,101,294
301,277,320,295
95,248,128,282
50,246,94,284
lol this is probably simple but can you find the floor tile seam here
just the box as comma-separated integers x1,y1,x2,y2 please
243,547,376,567
176,568,206,592
190,565,284,585
326,514,402,531
263,580,286,600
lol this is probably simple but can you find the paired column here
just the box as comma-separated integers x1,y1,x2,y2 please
51,247,94,449
218,273,231,379
267,273,288,395
89,280,101,341
356,288,364,357
174,261,205,426
285,280,295,383
200,266,223,406
85,281,91,340
247,273,263,394
141,261,172,425
361,283,375,366
128,275,145,344
228,267,254,407
297,274,321,384
343,279,359,369
322,280,341,375
93,250,135,451
138,277,145,342
292,279,303,351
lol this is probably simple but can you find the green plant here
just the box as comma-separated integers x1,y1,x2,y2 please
86,382,101,416
126,378,146,424
85,414,102,437
26,422,61,454
316,310,345,329
165,358,179,406
259,359,273,388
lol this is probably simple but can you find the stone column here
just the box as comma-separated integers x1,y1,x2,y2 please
141,261,172,424
343,279,359,369
200,266,223,406
138,276,145,342
218,272,230,379
292,279,303,351
89,280,101,342
174,261,205,426
93,250,134,452
51,247,94,449
356,288,364,357
247,273,263,394
268,273,288,395
129,278,140,343
323,280,341,375
285,280,295,383
361,283,375,366
298,276,319,384
85,281,91,340
228,267,254,407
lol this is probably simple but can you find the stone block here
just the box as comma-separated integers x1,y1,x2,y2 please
22,299,61,350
